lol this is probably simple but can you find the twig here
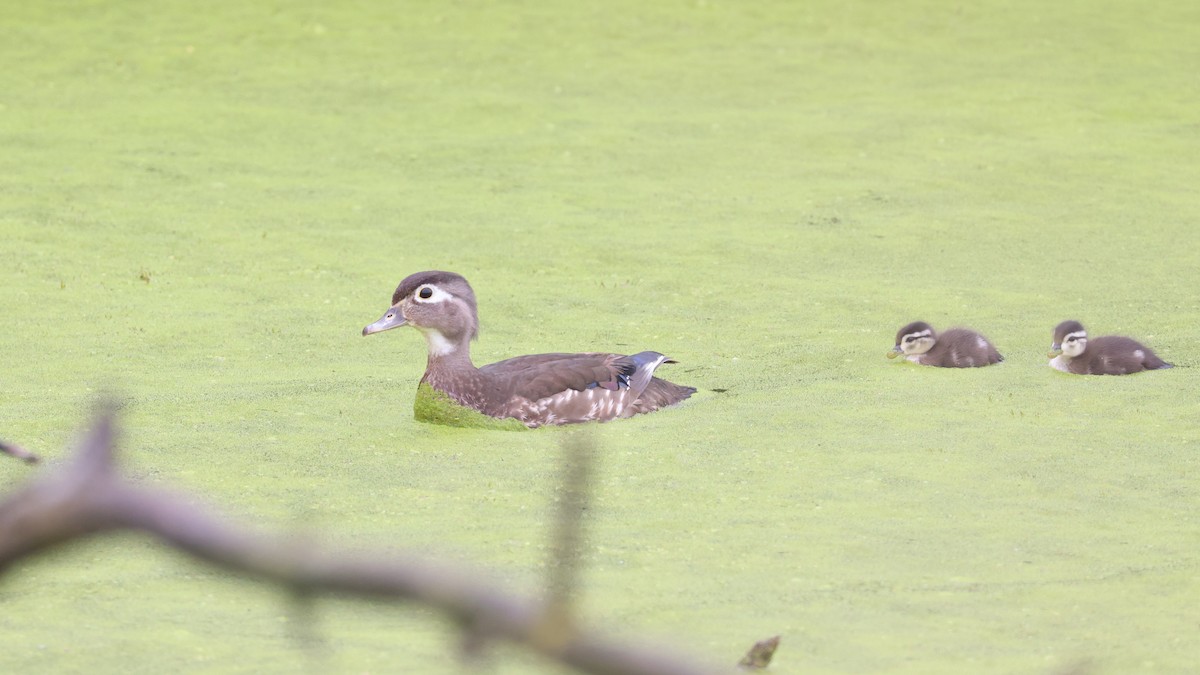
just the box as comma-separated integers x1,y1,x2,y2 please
738,635,780,669
0,404,721,675
544,433,595,633
0,439,40,464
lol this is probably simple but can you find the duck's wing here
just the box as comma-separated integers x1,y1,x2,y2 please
1087,336,1172,374
934,328,1003,367
481,352,654,401
481,351,678,425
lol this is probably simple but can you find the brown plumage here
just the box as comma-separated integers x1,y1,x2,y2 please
363,271,695,427
887,321,1003,368
1049,320,1172,375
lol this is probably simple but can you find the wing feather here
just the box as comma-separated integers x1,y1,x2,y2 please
480,352,637,403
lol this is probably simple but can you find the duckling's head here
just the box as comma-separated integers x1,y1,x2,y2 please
363,271,479,355
888,321,936,359
1050,320,1087,358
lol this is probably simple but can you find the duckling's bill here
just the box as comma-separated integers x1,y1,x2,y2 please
363,308,407,336
886,346,901,359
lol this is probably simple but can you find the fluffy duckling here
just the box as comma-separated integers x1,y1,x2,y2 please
887,321,1003,368
1049,320,1172,375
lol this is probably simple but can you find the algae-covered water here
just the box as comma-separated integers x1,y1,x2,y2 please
2,1,1198,673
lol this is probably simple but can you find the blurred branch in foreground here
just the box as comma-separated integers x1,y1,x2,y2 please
0,439,39,464
0,402,741,675
738,636,780,669
544,433,594,636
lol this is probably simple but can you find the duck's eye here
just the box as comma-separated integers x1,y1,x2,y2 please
1066,337,1076,343
904,336,915,343
418,287,433,299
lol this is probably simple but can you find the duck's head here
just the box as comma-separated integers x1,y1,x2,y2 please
363,270,479,356
888,321,936,359
1050,320,1087,358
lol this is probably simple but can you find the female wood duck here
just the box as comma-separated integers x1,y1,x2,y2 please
1049,320,1172,375
887,321,1003,367
362,271,696,427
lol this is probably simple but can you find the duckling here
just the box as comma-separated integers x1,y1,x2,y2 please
363,271,696,427
887,321,1003,368
1048,320,1172,375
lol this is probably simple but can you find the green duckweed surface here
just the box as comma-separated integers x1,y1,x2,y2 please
1,1,1198,673
414,382,529,431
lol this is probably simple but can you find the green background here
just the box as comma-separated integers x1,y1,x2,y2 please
2,1,1197,673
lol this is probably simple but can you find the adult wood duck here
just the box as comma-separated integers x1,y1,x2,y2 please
362,271,696,427
886,321,1003,368
1049,320,1172,375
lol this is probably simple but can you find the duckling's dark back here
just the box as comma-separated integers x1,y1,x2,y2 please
1070,336,1171,375
924,328,1004,368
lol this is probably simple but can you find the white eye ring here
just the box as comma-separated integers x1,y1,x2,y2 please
413,284,452,303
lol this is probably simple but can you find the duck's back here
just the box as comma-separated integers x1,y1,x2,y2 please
1073,336,1171,375
923,328,1003,368
479,351,693,426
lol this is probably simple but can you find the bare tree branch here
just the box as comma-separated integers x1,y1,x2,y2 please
0,404,725,675
0,438,40,465
544,432,594,636
738,635,780,669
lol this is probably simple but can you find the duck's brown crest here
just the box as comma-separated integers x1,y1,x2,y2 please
895,320,934,344
392,270,475,305
391,270,480,341
1053,319,1086,341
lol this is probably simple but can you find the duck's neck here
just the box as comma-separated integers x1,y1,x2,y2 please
419,329,479,387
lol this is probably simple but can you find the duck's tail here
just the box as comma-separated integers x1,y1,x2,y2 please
622,351,696,417
1145,352,1173,370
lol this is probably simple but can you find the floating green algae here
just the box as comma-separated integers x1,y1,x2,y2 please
2,0,1198,673
413,382,530,431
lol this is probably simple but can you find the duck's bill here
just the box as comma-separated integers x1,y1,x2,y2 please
1047,346,1062,358
363,309,407,336
886,347,901,359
